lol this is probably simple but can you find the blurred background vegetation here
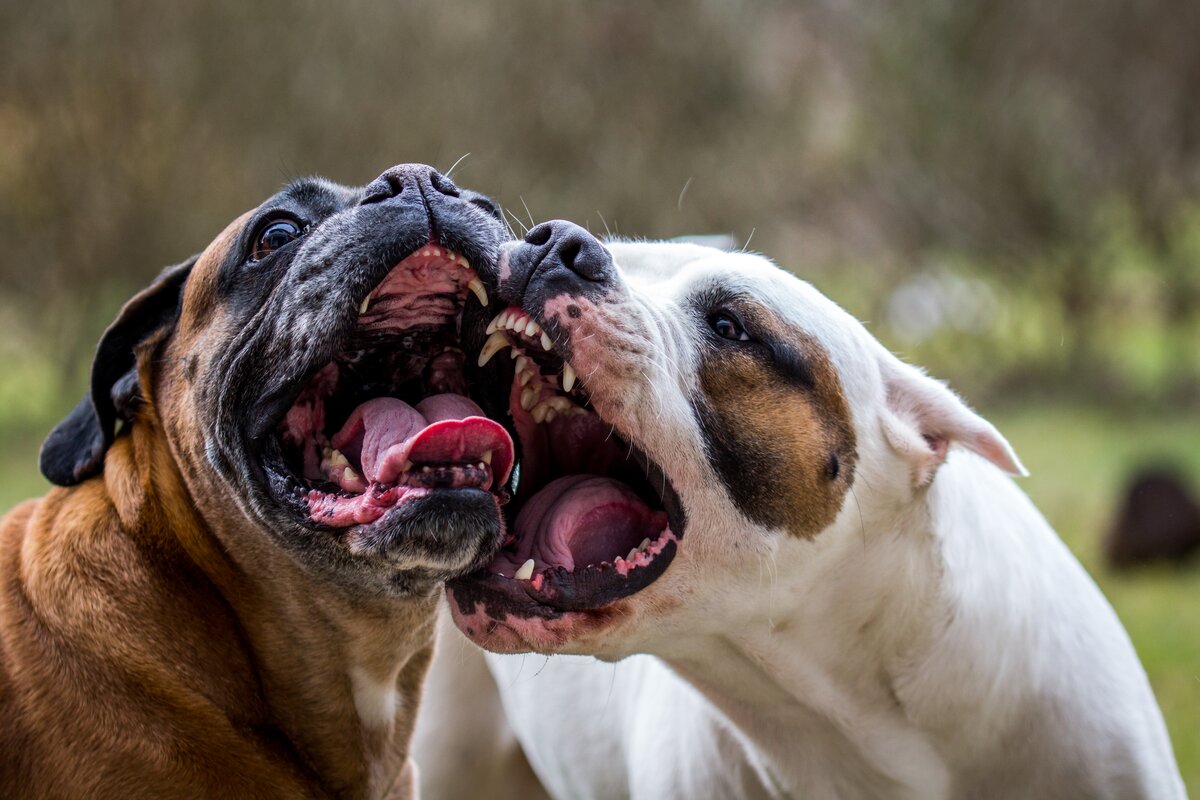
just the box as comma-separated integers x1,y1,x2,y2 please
1,0,1197,788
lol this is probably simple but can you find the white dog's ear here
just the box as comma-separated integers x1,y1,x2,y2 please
879,358,1027,486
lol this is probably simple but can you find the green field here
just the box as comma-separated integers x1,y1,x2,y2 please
1,405,1197,789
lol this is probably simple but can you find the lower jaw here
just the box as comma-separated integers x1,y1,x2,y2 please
445,535,678,646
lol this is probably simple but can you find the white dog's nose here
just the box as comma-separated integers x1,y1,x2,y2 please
520,220,615,284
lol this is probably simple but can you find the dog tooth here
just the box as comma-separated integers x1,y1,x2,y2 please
359,295,371,315
329,449,351,469
543,407,558,423
627,548,639,561
510,347,521,359
477,331,511,366
343,467,360,483
531,401,549,423
481,450,493,465
401,461,413,472
524,318,539,337
518,368,535,387
466,277,489,307
505,314,521,331
521,386,539,411
514,559,536,581
639,537,651,551
477,462,486,471
515,355,529,373
561,363,576,392
485,313,505,335
540,332,553,351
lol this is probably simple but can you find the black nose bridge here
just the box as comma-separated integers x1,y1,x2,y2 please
361,163,460,206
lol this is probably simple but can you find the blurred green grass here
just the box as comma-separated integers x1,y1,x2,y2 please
0,403,1196,788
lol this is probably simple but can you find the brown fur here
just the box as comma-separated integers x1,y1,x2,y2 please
0,224,437,799
698,311,856,539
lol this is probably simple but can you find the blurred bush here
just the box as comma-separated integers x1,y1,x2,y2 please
1,0,1198,446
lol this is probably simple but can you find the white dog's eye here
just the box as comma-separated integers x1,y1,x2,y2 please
708,311,751,342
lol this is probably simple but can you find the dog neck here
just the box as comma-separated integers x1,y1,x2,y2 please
648,461,997,797
115,412,436,799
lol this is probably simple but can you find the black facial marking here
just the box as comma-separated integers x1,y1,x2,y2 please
689,290,857,538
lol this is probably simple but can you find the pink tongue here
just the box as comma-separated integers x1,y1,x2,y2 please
331,394,514,486
510,476,666,572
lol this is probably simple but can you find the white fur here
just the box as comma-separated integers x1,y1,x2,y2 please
421,241,1185,799
349,665,400,732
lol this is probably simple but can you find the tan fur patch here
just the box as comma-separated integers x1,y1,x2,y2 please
697,311,856,538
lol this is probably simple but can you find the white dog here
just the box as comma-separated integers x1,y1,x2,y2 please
415,223,1185,799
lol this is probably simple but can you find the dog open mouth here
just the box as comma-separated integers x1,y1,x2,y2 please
269,245,514,528
448,305,684,616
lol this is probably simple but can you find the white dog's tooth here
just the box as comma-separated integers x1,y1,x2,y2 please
401,461,413,473
514,559,535,581
639,537,651,551
477,331,511,366
329,449,351,469
485,314,504,335
521,386,539,411
359,295,371,315
627,548,639,561
561,363,576,392
467,278,489,307
515,355,529,373
531,401,550,423
524,318,539,337
481,450,493,465
540,332,553,351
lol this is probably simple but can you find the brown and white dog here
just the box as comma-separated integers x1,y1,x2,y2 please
0,164,515,799
417,223,1185,799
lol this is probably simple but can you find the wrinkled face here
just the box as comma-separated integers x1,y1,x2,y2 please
448,223,866,653
161,165,515,595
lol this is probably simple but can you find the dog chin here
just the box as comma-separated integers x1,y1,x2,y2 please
345,488,507,576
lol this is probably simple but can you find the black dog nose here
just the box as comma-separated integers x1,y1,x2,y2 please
522,221,613,283
361,164,460,205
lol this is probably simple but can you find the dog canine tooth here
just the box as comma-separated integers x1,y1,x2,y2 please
477,331,511,366
359,295,371,315
485,313,504,335
540,332,553,351
514,559,536,581
561,363,576,392
466,278,489,307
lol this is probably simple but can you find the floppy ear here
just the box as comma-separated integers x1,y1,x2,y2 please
879,356,1027,487
39,257,196,486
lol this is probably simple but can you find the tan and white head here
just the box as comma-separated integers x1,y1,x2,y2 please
447,221,1024,657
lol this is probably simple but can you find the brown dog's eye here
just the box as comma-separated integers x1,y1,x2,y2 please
708,311,750,342
251,219,303,261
